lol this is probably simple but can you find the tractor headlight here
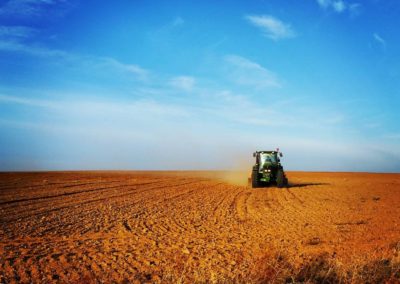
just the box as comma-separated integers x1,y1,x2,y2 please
264,169,271,172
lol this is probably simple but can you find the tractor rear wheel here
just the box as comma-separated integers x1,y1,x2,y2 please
284,176,289,187
276,170,287,188
251,170,260,188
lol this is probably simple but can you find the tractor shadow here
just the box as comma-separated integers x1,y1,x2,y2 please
287,182,330,188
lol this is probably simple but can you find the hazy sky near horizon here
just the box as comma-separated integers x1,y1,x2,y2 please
0,0,399,172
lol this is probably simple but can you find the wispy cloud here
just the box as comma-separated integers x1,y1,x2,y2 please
317,0,330,8
332,0,346,13
0,93,54,108
348,3,362,17
0,37,150,81
373,32,386,50
245,15,295,41
316,0,361,15
317,0,343,11
0,25,39,53
169,76,195,91
101,58,149,80
0,0,68,17
0,25,37,39
0,44,352,136
148,16,185,45
172,17,184,27
225,54,281,88
213,90,249,106
0,93,189,119
0,86,345,137
0,39,68,57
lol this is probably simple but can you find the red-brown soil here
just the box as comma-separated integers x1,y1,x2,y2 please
1,171,400,283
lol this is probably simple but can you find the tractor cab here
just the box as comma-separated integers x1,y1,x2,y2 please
256,151,280,170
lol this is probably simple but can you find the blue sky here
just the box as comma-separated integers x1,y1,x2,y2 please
0,0,399,172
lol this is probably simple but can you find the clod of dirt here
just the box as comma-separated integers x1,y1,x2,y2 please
307,237,321,246
122,220,132,232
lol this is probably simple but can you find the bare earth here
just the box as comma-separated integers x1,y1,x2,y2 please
1,171,400,283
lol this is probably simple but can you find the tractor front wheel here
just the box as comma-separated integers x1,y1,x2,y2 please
276,170,287,188
251,170,260,188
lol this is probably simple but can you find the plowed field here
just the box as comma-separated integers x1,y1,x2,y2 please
1,171,400,283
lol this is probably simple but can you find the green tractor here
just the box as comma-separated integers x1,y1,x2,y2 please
251,150,288,188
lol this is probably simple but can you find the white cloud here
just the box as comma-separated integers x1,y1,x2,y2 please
332,0,346,12
172,17,184,27
317,0,331,8
0,25,37,39
245,15,295,40
169,76,195,91
0,93,55,108
225,54,281,88
214,90,249,106
0,93,189,119
0,38,149,80
0,25,41,54
373,32,386,49
349,3,362,17
101,58,149,80
0,0,64,17
316,0,361,15
0,39,68,57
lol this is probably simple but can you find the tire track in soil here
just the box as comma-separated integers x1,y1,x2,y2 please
0,177,175,208
0,179,203,224
233,190,251,222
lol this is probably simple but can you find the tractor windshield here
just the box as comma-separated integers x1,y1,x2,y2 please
260,153,277,166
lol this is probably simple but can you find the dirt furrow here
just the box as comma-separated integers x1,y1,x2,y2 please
0,179,202,224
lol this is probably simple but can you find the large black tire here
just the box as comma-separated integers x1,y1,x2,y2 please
276,169,286,188
251,170,260,188
284,176,289,187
